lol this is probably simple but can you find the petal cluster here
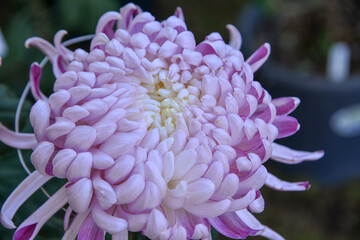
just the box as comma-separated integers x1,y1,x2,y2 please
0,3,323,240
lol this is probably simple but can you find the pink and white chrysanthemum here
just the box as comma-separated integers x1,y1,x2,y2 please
0,3,324,240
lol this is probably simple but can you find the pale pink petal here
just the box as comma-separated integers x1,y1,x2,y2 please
228,189,256,211
52,149,77,178
114,174,145,204
172,149,197,180
144,209,169,239
127,181,162,213
265,173,310,191
25,37,57,62
66,152,93,181
13,186,67,240
53,30,74,61
104,154,135,184
226,24,242,50
62,210,90,240
92,202,127,234
93,173,117,210
66,178,93,213
116,206,148,232
0,123,37,149
29,100,51,141
184,199,231,218
0,171,51,229
78,212,105,240
95,11,122,38
30,141,55,176
184,178,215,205
271,143,324,164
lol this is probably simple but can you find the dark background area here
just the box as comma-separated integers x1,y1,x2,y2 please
0,0,360,239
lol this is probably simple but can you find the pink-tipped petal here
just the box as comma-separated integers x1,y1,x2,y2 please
272,116,299,138
246,43,270,72
265,173,311,191
271,143,324,164
272,97,300,116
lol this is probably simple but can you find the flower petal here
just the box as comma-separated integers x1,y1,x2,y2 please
246,43,270,72
0,123,37,149
0,171,51,229
92,202,127,234
265,173,311,191
271,143,324,164
13,186,67,240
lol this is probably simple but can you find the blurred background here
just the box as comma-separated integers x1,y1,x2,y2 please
1,0,360,239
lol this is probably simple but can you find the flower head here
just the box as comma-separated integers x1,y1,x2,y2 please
0,3,324,240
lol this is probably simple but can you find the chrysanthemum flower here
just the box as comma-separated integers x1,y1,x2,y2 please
0,3,323,240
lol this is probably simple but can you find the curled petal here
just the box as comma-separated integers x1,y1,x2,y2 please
265,173,310,191
93,173,117,210
271,143,324,164
114,173,145,204
30,141,55,176
66,178,93,213
95,11,122,38
0,123,37,149
144,209,168,239
54,30,74,61
30,100,51,141
116,207,148,232
25,37,57,62
92,202,127,234
184,199,231,218
227,24,242,50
